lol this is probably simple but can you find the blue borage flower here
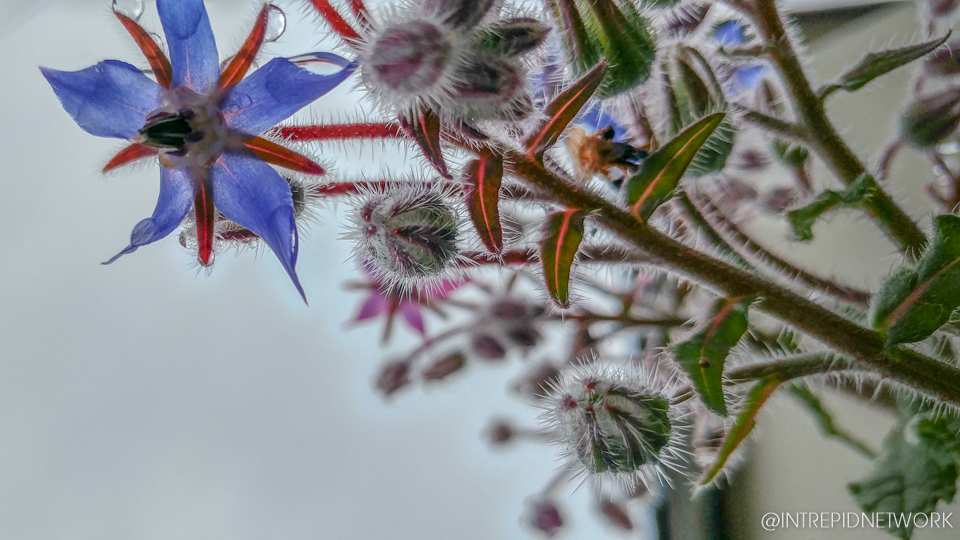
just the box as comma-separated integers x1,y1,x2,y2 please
40,0,356,301
713,19,767,94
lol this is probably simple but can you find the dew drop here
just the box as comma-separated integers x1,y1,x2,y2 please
111,0,144,20
265,4,287,43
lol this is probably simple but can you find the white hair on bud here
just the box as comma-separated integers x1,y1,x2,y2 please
540,356,693,495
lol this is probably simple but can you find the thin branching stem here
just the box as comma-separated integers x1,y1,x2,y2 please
494,147,960,407
747,0,928,256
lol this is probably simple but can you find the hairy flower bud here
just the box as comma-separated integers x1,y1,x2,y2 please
900,88,960,148
476,18,551,57
543,363,687,488
423,0,496,30
350,186,462,291
364,21,451,96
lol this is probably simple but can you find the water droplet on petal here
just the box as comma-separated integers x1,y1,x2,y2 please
265,4,287,43
112,0,144,21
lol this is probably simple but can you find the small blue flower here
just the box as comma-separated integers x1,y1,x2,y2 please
40,0,356,301
713,20,768,95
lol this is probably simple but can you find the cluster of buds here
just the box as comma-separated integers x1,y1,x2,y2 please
349,184,463,292
359,0,550,122
469,296,546,361
542,362,687,491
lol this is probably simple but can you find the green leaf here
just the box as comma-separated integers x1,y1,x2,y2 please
625,113,726,220
464,154,504,254
665,48,735,177
545,0,657,96
822,32,951,99
787,173,876,241
788,384,876,458
673,297,752,416
872,215,960,346
525,61,608,160
541,209,587,308
849,414,959,539
699,376,782,485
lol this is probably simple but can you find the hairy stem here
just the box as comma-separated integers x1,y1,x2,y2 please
502,149,960,407
748,0,927,256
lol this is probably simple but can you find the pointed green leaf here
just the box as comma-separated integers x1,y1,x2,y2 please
787,173,876,241
625,113,726,220
872,215,960,346
673,297,751,416
464,155,504,254
667,47,736,176
849,414,959,539
525,61,608,160
541,209,586,308
822,32,951,99
699,377,782,485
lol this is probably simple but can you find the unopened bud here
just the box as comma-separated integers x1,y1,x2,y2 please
355,188,461,285
476,18,551,57
486,418,515,446
544,364,685,487
526,498,564,537
423,0,496,30
900,88,960,148
472,333,508,361
422,351,467,382
376,360,411,398
364,21,451,96
506,324,543,349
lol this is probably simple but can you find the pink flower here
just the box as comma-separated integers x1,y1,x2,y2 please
348,272,464,342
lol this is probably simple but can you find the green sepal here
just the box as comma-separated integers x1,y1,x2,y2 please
871,215,960,346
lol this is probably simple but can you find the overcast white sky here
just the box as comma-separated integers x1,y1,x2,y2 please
0,1,626,539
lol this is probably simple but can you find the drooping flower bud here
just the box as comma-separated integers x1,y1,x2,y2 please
357,1,542,123
900,88,960,148
423,0,496,30
525,498,564,537
363,20,451,98
422,351,467,382
376,360,412,398
471,332,508,361
543,362,687,489
476,18,551,57
351,185,462,291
